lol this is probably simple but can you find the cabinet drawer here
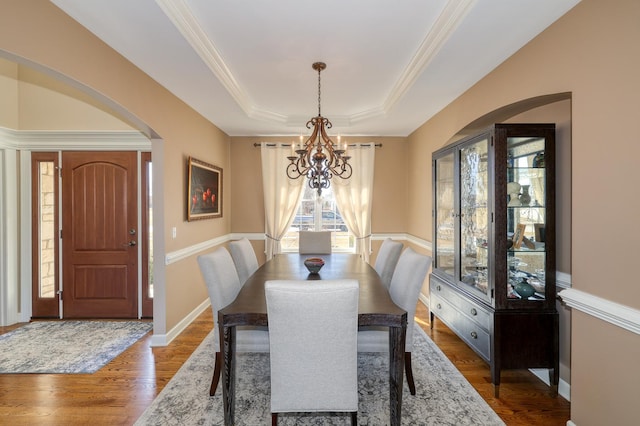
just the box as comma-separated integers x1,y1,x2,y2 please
431,293,491,362
430,279,492,330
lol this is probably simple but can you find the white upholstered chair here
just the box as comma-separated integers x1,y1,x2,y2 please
358,247,431,395
229,237,259,285
374,238,403,289
298,230,332,254
265,279,359,425
197,247,270,396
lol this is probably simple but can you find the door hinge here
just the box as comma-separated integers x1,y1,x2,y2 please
59,229,63,239
57,290,63,300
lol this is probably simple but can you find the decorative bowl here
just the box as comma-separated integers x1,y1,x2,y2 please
304,257,325,274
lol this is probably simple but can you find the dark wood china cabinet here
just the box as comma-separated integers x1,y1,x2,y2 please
430,123,558,397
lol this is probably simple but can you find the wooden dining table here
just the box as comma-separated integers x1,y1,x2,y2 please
218,253,407,425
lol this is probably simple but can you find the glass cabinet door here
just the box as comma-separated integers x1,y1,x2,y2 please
459,138,489,297
434,152,455,280
506,136,547,301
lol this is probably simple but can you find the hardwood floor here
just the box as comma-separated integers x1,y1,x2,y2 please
0,303,569,425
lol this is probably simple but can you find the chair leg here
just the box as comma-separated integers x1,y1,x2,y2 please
351,411,358,425
405,352,416,395
271,413,278,426
209,351,222,396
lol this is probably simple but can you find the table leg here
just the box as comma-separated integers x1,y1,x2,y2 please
389,323,406,426
221,323,236,426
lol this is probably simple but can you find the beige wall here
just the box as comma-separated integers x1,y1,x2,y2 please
407,0,640,423
17,65,138,131
0,0,230,334
0,57,138,131
0,58,18,128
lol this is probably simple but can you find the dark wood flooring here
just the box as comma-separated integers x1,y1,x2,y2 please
0,303,570,425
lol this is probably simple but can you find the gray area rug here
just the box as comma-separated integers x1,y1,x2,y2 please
135,324,504,425
0,320,152,374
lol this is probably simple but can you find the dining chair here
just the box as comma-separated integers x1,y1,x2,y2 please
197,247,270,396
374,238,404,289
265,279,359,425
298,230,332,254
357,247,432,395
229,237,259,285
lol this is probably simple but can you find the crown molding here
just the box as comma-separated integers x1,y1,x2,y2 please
0,127,20,149
0,127,150,151
155,0,254,116
383,0,475,115
156,0,475,129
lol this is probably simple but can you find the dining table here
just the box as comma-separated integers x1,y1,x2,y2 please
218,253,408,426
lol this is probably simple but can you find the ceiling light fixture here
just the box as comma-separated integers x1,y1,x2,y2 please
287,62,352,195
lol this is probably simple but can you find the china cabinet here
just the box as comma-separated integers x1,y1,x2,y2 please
430,123,558,397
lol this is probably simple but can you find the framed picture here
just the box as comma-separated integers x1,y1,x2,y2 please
187,156,222,221
512,223,527,249
534,223,546,243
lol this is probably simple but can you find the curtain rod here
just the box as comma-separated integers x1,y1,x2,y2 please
254,143,382,148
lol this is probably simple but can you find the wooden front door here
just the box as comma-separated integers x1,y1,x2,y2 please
62,152,138,318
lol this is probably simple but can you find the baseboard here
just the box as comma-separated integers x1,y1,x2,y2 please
567,421,576,426
529,368,571,401
150,299,211,347
418,293,430,309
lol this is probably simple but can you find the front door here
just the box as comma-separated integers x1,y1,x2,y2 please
61,151,138,318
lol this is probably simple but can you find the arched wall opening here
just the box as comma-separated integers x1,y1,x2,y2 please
0,51,166,335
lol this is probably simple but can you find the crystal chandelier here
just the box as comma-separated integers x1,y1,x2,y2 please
287,62,352,195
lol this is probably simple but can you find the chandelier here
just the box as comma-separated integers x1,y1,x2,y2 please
287,62,352,195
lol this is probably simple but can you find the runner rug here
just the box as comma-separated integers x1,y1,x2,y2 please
135,324,504,425
0,320,152,374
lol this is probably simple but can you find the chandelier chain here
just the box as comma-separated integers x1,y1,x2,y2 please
286,61,352,195
317,66,322,117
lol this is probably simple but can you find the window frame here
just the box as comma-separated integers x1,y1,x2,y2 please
281,186,355,253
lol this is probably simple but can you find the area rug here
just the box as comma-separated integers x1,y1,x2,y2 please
0,320,152,374
135,324,504,425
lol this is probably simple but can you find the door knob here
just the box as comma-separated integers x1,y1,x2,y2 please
123,240,137,247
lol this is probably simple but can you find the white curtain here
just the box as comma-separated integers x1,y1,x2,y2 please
333,144,376,262
261,143,305,260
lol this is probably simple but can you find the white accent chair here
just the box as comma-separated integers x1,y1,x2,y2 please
357,247,432,395
374,238,403,289
298,230,332,254
197,247,270,396
265,279,359,425
229,237,259,285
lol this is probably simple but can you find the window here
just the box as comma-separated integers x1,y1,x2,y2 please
31,152,60,318
281,185,355,252
36,160,57,299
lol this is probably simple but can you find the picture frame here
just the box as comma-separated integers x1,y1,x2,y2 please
512,223,527,249
534,223,546,243
187,156,222,221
